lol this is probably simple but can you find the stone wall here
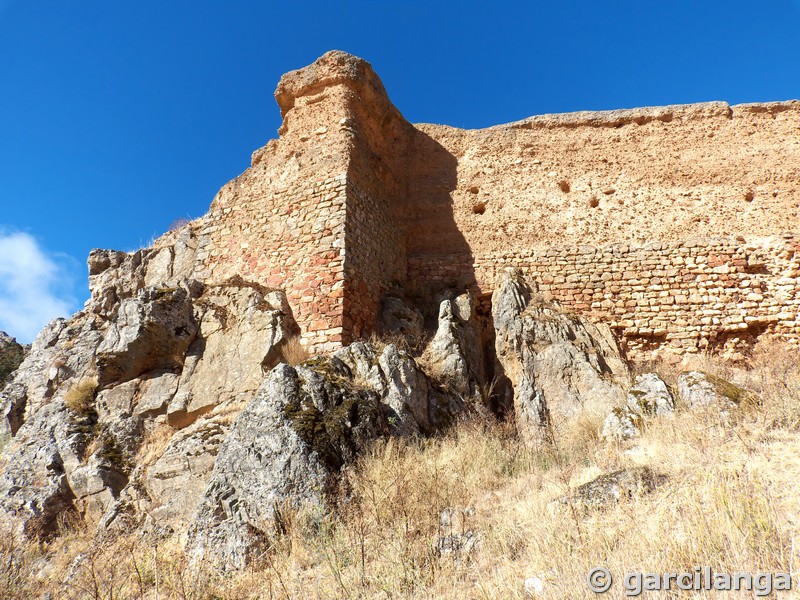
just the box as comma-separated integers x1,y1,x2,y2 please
409,234,800,358
192,173,348,353
144,51,799,359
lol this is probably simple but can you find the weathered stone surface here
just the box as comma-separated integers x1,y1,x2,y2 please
96,286,198,387
379,296,424,339
185,365,333,570
138,416,230,531
0,402,83,537
553,467,665,510
0,331,25,391
601,407,642,441
677,371,756,410
167,283,294,428
422,294,485,403
492,268,629,442
627,373,674,416
1,314,105,439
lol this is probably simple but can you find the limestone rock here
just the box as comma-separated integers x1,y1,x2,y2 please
167,283,295,428
677,371,756,410
96,286,198,387
553,467,665,511
0,331,25,391
492,268,629,442
627,373,674,416
422,294,485,403
185,365,335,570
601,407,642,441
138,416,230,532
0,402,85,537
379,296,424,339
1,314,105,439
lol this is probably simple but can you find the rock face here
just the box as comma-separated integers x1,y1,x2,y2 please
492,268,629,441
0,226,297,537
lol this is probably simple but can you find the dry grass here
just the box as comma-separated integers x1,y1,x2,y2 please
279,335,311,366
3,346,800,598
64,377,98,415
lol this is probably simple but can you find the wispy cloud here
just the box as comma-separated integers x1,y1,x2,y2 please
0,230,79,343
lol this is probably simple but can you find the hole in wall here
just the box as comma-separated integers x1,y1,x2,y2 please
472,202,487,215
588,196,600,208
558,180,571,193
744,190,755,202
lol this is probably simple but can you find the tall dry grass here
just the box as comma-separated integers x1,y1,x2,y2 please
2,343,799,598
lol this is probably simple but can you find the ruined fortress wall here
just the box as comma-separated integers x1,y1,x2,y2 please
171,52,800,358
410,234,800,357
410,101,800,258
403,100,800,356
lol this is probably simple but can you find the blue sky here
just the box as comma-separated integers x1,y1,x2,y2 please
1,0,799,342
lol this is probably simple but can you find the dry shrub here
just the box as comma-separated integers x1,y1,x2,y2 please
64,377,98,415
279,335,310,366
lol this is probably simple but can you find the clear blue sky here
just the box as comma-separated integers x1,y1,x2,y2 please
1,0,799,341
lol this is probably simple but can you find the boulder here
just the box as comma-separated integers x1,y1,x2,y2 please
492,268,629,442
601,407,642,441
552,467,665,511
185,364,338,570
627,373,674,416
677,371,757,410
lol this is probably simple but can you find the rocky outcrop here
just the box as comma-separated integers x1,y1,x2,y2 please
185,339,473,570
421,294,486,405
626,373,674,417
492,268,629,442
0,331,25,392
601,373,674,440
0,226,298,538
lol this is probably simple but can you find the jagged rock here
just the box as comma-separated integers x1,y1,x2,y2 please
137,416,230,531
167,283,294,428
422,293,486,402
185,364,336,570
186,336,475,570
601,407,642,441
96,286,198,387
677,371,757,410
627,373,674,416
0,402,84,537
379,296,424,339
492,268,629,442
1,315,105,438
0,331,25,392
552,467,665,511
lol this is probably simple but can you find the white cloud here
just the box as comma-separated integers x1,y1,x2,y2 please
0,231,78,343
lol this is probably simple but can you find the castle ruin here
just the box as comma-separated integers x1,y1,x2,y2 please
159,50,800,359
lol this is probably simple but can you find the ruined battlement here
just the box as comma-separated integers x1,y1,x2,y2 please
158,50,799,358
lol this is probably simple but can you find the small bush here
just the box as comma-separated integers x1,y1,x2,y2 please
280,335,310,366
64,377,98,416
